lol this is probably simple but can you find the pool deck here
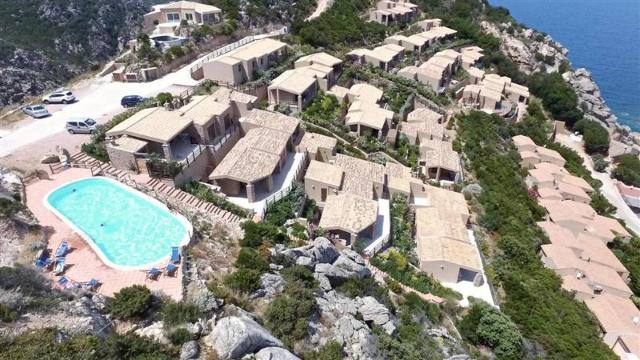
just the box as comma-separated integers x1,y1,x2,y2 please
26,168,183,300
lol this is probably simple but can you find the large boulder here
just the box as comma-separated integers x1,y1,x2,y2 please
205,316,283,359
333,255,371,278
310,237,340,264
180,340,200,360
249,273,285,299
134,321,169,345
254,347,300,360
358,297,391,327
314,263,354,284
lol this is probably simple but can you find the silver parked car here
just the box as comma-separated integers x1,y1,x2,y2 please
23,104,50,118
43,89,76,104
65,118,97,134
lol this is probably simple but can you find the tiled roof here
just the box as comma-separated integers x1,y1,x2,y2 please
319,194,378,234
305,160,343,188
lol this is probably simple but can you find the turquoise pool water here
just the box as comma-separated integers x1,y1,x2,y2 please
46,177,191,269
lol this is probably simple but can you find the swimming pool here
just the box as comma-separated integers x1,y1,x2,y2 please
45,177,192,269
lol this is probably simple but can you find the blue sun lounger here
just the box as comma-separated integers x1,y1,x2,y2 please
146,267,162,280
58,276,77,289
35,251,53,270
165,263,178,277
80,279,101,291
170,246,181,264
53,258,66,276
54,240,69,258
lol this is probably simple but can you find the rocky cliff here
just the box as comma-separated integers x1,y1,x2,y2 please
0,0,146,107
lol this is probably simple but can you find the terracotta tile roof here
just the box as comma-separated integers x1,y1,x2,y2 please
348,83,384,103
415,207,480,271
294,52,342,68
240,109,299,137
345,100,393,130
334,154,385,199
584,294,640,337
319,194,378,234
305,160,343,188
419,139,461,173
298,132,337,155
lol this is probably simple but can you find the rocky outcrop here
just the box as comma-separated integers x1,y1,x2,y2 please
254,347,301,360
563,68,618,129
205,316,283,359
249,273,285,300
180,341,200,360
0,0,146,108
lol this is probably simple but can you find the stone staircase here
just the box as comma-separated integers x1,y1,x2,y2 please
145,178,243,225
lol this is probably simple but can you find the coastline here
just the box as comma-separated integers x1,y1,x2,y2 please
481,20,636,142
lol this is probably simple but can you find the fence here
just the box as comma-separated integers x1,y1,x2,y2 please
259,152,307,218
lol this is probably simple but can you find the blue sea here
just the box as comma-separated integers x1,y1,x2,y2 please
490,0,640,130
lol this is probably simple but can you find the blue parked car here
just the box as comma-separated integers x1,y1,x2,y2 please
120,95,146,107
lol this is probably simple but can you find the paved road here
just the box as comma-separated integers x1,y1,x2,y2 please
0,59,199,158
556,133,640,234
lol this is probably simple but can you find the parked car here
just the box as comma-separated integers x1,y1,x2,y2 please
121,95,147,107
22,104,50,118
43,89,76,104
65,118,97,134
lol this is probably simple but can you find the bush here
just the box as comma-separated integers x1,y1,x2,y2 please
264,183,305,226
235,247,269,272
305,341,344,360
81,142,109,162
156,92,173,105
162,302,203,326
0,304,19,323
610,237,640,295
0,198,24,218
573,119,610,154
336,277,393,310
167,328,195,346
592,153,609,172
109,285,153,320
613,154,640,187
240,221,289,248
590,192,616,217
527,72,583,127
224,268,262,293
459,301,523,360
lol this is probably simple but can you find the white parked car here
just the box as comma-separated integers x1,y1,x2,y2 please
22,104,50,118
65,118,97,134
43,89,76,104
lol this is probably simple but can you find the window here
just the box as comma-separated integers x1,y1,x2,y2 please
202,13,217,23
185,13,194,21
167,13,180,21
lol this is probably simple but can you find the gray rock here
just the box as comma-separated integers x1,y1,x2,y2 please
445,356,471,360
358,296,391,327
281,247,311,260
135,321,169,345
186,321,203,336
341,248,365,265
296,256,316,268
333,255,371,278
462,183,482,197
254,347,300,360
190,288,220,313
269,263,284,271
180,341,200,360
314,263,353,284
205,316,283,359
314,273,332,291
381,321,397,335
91,294,108,311
256,273,285,298
310,237,339,264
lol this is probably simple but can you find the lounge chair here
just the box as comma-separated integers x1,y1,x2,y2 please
53,258,66,276
165,263,178,277
54,240,70,258
146,267,162,280
80,279,101,291
170,246,181,264
58,276,78,289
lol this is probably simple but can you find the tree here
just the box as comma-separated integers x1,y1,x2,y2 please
590,192,616,216
109,285,153,320
235,247,269,271
224,268,262,293
528,72,583,127
305,341,344,360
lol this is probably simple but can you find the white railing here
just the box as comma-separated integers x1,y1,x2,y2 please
190,36,256,74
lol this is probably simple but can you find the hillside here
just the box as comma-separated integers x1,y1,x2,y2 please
0,0,147,107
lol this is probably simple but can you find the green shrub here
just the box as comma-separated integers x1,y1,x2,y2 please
527,72,583,127
0,198,24,218
235,247,269,271
611,237,640,295
0,266,50,297
224,268,262,293
240,221,289,248
81,142,109,162
264,183,305,226
590,192,616,216
573,119,610,154
167,328,195,346
613,154,640,187
304,341,344,360
458,301,523,360
592,154,609,172
162,302,203,326
336,277,393,310
264,271,317,347
0,304,19,323
109,285,153,320
156,92,173,105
